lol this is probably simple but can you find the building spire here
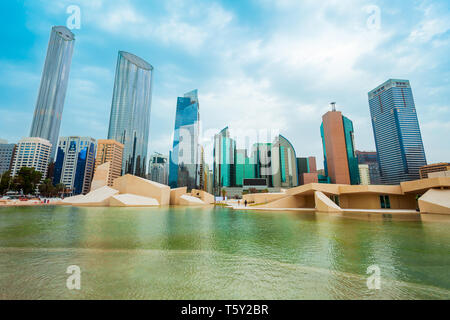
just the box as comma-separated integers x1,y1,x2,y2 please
330,102,336,112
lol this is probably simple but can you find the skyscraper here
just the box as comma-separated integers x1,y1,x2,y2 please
94,139,124,187
356,150,381,185
252,143,274,187
30,26,75,159
320,104,359,185
213,127,236,194
53,137,96,195
368,79,427,184
271,135,298,188
0,141,16,176
107,51,153,177
148,152,169,185
169,90,201,190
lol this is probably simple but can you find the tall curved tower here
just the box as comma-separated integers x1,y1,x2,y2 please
107,51,153,177
30,26,75,160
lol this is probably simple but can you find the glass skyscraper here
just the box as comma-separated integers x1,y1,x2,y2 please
30,26,75,160
107,51,153,177
213,127,236,194
368,79,427,184
271,135,298,188
169,90,200,189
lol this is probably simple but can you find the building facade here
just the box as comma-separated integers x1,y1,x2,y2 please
0,142,16,175
169,90,201,190
252,143,274,188
53,137,96,195
10,138,52,182
108,51,153,177
95,139,124,187
148,152,169,185
419,163,450,179
358,164,371,185
297,156,319,185
30,26,75,159
356,150,381,185
368,79,427,184
235,149,256,187
213,127,236,194
320,105,359,185
271,135,298,188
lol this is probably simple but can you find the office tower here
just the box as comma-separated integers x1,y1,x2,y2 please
108,51,153,177
53,137,96,195
356,150,381,185
270,135,298,188
235,149,256,187
10,138,52,182
252,143,273,187
297,156,319,185
320,103,359,185
207,169,214,195
0,141,16,175
169,90,201,189
368,79,427,184
358,164,371,185
213,127,236,194
94,139,124,187
419,163,450,179
148,152,169,185
30,26,75,159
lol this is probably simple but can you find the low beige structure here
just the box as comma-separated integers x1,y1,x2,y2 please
179,194,206,206
113,175,170,206
109,194,159,207
191,189,215,204
90,162,110,191
63,186,119,207
170,187,188,205
239,177,450,217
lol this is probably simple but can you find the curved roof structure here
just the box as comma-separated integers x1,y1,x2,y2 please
119,51,153,71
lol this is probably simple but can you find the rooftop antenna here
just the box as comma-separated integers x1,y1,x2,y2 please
330,102,336,111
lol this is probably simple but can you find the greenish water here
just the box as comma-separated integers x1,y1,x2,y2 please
0,206,449,300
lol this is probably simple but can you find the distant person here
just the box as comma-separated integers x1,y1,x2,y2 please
244,200,247,207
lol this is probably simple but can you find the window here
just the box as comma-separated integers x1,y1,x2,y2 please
380,195,391,209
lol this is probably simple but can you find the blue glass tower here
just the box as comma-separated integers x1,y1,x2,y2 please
169,90,200,189
108,51,153,177
368,79,427,184
30,26,75,160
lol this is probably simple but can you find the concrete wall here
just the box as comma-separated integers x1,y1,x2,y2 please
113,175,170,206
170,187,187,205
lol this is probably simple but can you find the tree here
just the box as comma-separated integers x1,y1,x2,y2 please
55,183,65,198
38,179,55,197
0,171,11,195
13,167,43,195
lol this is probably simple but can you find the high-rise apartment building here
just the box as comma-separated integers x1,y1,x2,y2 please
271,135,298,188
297,156,318,185
94,139,124,187
148,152,169,185
235,149,256,187
53,137,96,195
30,26,75,159
320,104,359,185
252,143,274,187
368,79,427,184
213,127,236,194
356,150,381,185
358,164,371,185
10,138,52,182
0,141,16,175
108,51,153,177
169,90,201,190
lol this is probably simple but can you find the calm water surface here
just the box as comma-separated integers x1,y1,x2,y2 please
0,206,449,299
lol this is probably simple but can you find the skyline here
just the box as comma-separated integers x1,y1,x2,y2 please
1,0,449,168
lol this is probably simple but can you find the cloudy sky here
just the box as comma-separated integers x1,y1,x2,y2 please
0,0,449,168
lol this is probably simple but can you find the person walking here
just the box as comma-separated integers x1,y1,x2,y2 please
244,200,247,207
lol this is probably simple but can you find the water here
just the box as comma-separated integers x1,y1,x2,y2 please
0,206,449,300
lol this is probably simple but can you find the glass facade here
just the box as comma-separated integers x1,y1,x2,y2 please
0,143,16,175
271,135,298,188
30,26,75,160
356,151,381,185
169,90,200,189
342,116,360,185
368,79,427,184
108,51,153,177
212,127,236,194
53,137,96,195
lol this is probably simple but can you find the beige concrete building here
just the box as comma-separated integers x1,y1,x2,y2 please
240,177,450,219
94,139,124,187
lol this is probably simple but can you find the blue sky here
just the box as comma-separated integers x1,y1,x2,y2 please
0,0,449,167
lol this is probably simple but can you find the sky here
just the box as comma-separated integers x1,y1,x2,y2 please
0,0,449,168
